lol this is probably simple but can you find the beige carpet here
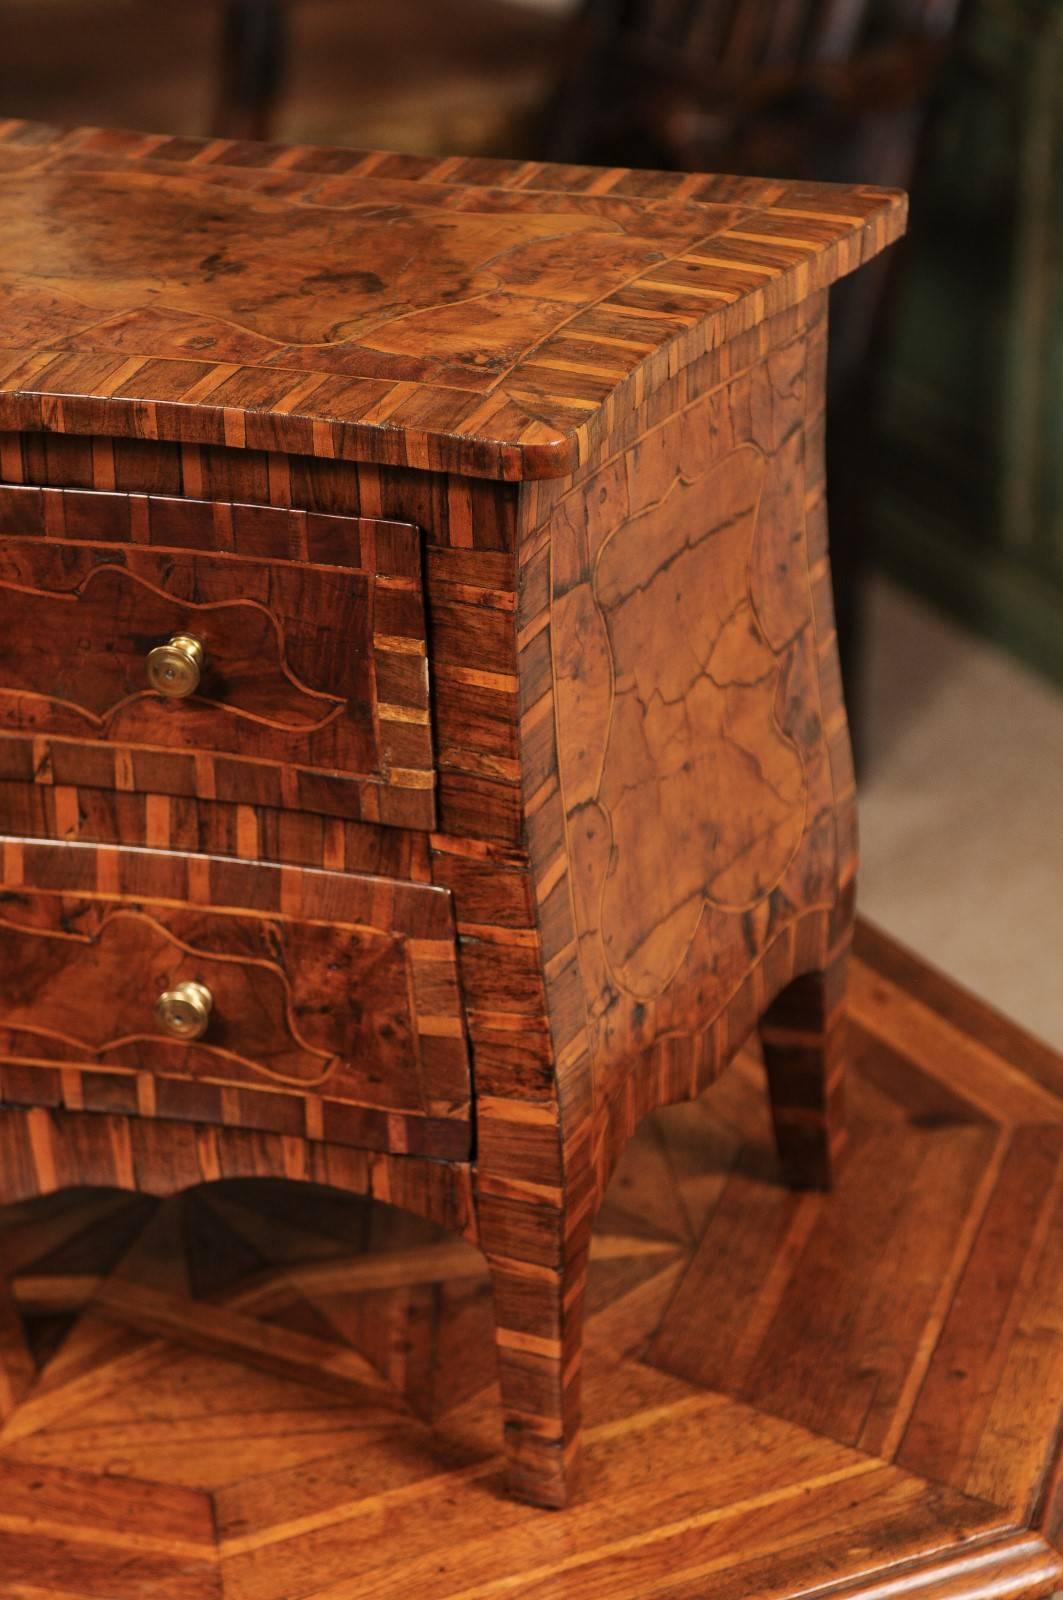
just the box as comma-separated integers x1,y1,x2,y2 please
858,578,1063,1050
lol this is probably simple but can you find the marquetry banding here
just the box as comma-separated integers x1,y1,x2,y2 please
434,664,518,694
496,1329,564,1360
478,1098,560,1126
0,122,905,480
374,634,425,656
59,1068,84,1110
0,120,905,1512
378,704,430,725
0,483,438,831
387,769,434,790
304,1097,324,1141
0,837,471,1158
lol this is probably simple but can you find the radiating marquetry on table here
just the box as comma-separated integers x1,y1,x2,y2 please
0,118,904,1506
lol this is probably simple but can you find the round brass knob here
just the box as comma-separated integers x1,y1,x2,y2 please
155,980,213,1041
146,634,205,699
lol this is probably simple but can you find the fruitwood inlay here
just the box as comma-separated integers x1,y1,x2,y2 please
0,119,905,480
0,926,1060,1599
0,121,907,1507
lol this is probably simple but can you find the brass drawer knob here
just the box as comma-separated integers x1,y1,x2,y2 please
146,633,205,698
155,980,213,1040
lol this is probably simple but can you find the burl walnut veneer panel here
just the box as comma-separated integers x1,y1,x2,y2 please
0,838,471,1160
0,117,910,1507
0,486,435,827
0,118,904,479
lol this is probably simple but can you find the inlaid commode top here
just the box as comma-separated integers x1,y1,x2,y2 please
0,119,904,479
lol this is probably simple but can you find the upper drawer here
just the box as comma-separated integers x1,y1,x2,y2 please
0,484,435,828
0,837,471,1160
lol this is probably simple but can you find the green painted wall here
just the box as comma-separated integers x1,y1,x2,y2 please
873,0,1063,682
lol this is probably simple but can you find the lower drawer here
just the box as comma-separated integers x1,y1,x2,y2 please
0,838,471,1159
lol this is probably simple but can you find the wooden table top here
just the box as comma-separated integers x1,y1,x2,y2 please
0,118,905,479
1,920,1061,1599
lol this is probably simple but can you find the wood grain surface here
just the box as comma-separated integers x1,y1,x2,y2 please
0,483,435,828
0,924,1060,1599
0,121,907,1505
518,292,852,1198
0,118,905,480
0,838,472,1160
0,431,527,850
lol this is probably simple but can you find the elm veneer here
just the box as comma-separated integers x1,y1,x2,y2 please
0,117,906,1506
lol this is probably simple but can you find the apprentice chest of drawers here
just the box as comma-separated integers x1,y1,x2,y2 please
0,119,904,1505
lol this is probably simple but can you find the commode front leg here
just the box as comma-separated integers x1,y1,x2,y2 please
480,1195,589,1508
758,943,850,1191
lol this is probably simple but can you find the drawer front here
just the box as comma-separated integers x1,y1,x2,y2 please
0,484,434,828
0,839,471,1159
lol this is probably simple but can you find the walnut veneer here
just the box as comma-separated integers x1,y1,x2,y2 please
0,117,905,1506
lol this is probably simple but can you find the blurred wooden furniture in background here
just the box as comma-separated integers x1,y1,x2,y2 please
0,119,901,1505
542,0,969,178
540,0,970,727
215,0,288,142
0,0,563,156
873,0,1063,688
